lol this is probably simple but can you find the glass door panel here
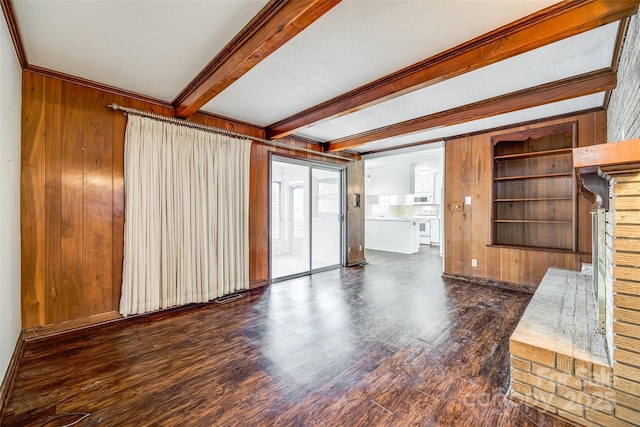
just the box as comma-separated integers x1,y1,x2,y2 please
311,168,341,270
271,161,310,280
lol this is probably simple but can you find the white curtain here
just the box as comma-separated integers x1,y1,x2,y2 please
120,115,251,316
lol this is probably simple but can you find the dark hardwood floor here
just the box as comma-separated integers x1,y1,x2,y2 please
2,246,570,426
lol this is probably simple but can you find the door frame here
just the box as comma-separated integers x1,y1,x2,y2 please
269,153,346,282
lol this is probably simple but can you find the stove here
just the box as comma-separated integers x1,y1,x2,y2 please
415,211,438,245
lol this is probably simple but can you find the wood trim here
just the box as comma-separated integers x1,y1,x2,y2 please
249,279,270,289
23,311,121,341
174,0,341,118
0,331,25,419
610,17,631,76
27,65,174,109
358,109,605,155
24,67,273,139
22,289,264,342
441,273,535,294
573,138,640,171
328,69,616,152
359,138,443,156
266,0,640,139
442,107,606,143
187,109,266,138
604,16,631,109
491,121,575,144
0,0,27,68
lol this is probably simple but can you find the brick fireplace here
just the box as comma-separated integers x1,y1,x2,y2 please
509,139,640,427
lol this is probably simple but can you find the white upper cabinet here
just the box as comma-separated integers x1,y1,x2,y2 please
414,170,435,194
366,164,415,195
434,172,443,205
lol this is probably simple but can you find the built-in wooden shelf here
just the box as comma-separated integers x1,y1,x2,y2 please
494,197,572,202
494,219,572,224
494,172,572,181
494,147,573,160
492,123,576,251
488,244,580,254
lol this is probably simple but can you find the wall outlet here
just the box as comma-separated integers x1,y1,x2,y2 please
359,245,362,251
348,247,351,253
471,259,478,267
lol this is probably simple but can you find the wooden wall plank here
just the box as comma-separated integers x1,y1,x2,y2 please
44,77,62,325
473,133,490,279
59,81,85,322
347,160,365,265
82,87,113,315
111,94,126,311
249,143,270,286
21,72,47,329
444,138,463,274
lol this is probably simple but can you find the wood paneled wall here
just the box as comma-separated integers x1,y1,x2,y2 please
21,71,360,329
443,111,606,289
346,160,366,265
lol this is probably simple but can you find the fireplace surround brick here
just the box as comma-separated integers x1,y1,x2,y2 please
509,171,640,427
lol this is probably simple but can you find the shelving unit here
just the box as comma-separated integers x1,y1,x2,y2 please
491,123,576,251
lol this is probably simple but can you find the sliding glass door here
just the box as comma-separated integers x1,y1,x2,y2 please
270,157,344,281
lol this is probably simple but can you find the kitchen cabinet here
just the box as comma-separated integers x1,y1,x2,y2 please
365,218,419,254
430,219,440,245
414,171,435,194
434,173,443,205
366,165,415,195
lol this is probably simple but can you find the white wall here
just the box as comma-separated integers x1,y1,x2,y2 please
0,13,22,387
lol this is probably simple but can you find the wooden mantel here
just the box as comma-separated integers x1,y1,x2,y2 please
574,138,640,209
574,138,640,172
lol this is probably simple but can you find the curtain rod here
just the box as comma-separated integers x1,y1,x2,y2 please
107,104,354,162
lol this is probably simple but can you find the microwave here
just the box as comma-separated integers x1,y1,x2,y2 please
413,193,434,205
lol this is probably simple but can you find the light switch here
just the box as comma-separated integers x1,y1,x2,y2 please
465,196,472,205
450,202,463,211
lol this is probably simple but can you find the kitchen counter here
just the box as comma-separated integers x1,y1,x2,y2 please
365,217,417,221
365,217,419,254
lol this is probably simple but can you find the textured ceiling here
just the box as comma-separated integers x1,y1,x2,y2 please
10,0,625,155
201,0,557,125
298,22,618,143
13,0,269,101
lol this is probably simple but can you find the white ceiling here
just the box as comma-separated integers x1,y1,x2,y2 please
13,0,269,101
298,22,618,143
9,0,626,155
202,0,557,125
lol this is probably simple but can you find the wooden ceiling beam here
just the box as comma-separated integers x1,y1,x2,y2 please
327,69,617,152
174,0,341,119
267,0,639,140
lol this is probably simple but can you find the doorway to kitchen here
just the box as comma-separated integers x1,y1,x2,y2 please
270,156,345,281
363,144,444,262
